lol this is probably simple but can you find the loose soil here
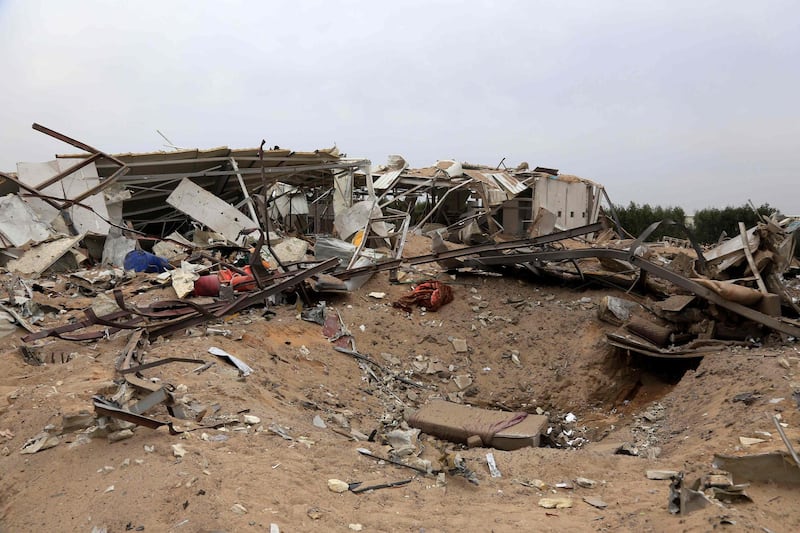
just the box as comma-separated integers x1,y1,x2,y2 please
1,236,799,532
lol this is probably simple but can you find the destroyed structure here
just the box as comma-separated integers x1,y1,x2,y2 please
2,123,800,529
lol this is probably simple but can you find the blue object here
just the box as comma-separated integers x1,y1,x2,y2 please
124,250,171,273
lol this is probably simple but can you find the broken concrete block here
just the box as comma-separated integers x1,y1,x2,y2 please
453,375,473,390
646,470,679,480
538,497,572,509
451,338,468,353
408,400,547,450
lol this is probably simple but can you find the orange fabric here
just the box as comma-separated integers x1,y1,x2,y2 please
393,280,454,312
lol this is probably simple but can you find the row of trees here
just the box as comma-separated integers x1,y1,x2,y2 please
610,202,776,244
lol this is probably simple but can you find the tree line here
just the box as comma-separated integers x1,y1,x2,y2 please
610,202,776,244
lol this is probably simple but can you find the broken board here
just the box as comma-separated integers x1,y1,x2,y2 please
5,234,85,275
166,178,259,244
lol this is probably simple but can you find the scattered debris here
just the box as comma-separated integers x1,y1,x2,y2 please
208,347,254,377
486,453,501,478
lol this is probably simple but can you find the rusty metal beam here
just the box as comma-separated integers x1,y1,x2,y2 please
468,247,800,338
32,123,127,167
147,258,339,337
33,153,103,190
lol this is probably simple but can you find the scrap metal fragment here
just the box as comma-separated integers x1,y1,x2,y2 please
468,247,800,338
92,396,182,435
208,347,253,376
712,451,800,485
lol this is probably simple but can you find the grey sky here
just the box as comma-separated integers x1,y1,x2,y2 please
1,0,798,214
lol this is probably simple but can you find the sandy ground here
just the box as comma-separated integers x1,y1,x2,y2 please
2,236,800,533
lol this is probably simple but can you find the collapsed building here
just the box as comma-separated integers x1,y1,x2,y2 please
1,123,800,517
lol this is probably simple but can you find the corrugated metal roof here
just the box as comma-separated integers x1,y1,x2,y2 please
374,169,403,190
489,172,528,195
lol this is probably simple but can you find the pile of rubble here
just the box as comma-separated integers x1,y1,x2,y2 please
2,123,800,527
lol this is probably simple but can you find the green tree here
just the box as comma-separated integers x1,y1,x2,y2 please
692,203,775,244
612,202,687,240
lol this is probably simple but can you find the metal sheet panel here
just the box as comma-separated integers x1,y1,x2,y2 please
489,172,527,195
374,169,403,190
166,178,259,243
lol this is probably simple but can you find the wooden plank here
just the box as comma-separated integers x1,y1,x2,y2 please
739,222,768,294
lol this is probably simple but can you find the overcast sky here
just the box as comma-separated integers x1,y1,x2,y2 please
1,1,798,214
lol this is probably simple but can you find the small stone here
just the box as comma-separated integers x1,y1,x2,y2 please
368,292,385,299
107,429,134,443
646,446,662,459
583,496,608,509
615,443,639,456
451,338,468,353
564,413,577,423
269,524,279,533
307,507,323,520
231,503,248,515
144,445,155,453
646,470,679,480
348,524,363,531
312,415,327,429
575,477,596,488
172,443,187,457
331,413,349,428
104,485,115,493
327,479,349,493
538,497,573,509
530,479,548,490
739,436,766,446
243,414,261,425
453,375,473,390
1,447,10,456
779,357,791,370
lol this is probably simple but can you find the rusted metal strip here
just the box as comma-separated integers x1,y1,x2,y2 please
335,259,403,280
22,310,134,342
93,396,182,434
113,289,219,318
116,329,145,372
148,258,339,337
0,171,65,211
32,123,127,167
33,152,103,190
63,164,130,207
407,221,606,267
329,221,606,280
85,308,143,329
119,357,207,375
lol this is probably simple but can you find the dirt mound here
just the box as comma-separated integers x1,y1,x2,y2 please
2,254,800,532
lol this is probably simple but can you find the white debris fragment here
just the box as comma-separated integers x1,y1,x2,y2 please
243,414,261,425
230,503,248,514
327,479,349,493
171,443,187,458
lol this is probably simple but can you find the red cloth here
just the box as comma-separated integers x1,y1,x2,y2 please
393,280,454,312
